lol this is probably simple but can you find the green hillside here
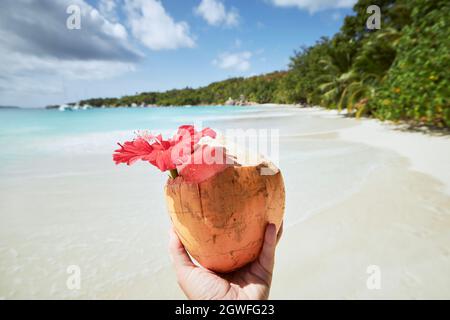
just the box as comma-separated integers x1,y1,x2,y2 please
76,0,449,128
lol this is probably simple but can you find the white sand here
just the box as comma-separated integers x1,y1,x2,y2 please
0,106,449,299
339,119,450,195
271,111,450,299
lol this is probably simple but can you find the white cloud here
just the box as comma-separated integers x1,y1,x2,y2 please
0,47,136,106
195,0,239,27
213,51,252,72
0,0,139,61
90,8,128,40
98,0,119,21
269,0,356,13
0,48,135,94
125,0,195,50
0,0,139,106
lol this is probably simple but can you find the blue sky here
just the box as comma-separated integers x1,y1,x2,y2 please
0,0,356,107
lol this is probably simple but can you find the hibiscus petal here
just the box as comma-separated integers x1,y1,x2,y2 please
177,145,231,183
112,139,153,166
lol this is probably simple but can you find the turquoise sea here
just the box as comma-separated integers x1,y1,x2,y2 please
0,105,339,170
1,106,245,138
0,106,275,170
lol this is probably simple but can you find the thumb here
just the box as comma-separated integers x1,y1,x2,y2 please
257,223,277,277
168,227,195,270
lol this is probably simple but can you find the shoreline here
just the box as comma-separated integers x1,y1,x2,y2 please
41,102,450,135
338,119,450,196
271,107,450,298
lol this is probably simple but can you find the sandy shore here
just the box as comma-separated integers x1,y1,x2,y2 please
272,114,450,299
0,105,449,299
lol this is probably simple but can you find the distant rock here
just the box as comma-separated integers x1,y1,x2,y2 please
225,96,258,107
225,97,236,106
45,105,60,110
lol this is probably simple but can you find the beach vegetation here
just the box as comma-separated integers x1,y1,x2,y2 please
75,0,449,128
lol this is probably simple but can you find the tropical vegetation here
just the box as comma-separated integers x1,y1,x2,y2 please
71,0,449,128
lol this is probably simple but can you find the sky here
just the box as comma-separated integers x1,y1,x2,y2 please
0,0,356,108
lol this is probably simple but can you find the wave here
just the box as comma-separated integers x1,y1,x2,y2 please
172,112,297,123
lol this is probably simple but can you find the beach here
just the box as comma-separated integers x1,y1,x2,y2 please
0,105,449,299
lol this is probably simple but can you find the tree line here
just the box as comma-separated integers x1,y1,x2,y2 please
75,0,449,128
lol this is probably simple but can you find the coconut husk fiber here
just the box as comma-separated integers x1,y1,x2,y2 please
165,163,285,273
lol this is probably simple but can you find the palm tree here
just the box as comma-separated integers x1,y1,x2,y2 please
318,28,401,116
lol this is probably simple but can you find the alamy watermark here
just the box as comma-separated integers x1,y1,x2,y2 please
66,265,81,290
66,4,81,30
366,5,381,30
65,3,381,31
137,125,281,176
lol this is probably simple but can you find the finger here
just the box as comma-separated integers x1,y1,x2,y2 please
276,221,284,245
257,223,277,276
168,227,195,269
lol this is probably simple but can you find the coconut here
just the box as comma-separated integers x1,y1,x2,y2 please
165,137,285,273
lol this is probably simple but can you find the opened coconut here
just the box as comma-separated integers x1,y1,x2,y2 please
165,132,285,273
113,125,285,273
165,163,284,273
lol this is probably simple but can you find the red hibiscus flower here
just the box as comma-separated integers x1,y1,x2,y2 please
113,125,227,182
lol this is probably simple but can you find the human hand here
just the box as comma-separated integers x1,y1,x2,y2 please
169,222,283,300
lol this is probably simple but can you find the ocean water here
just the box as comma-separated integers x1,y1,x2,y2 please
0,105,393,298
0,105,357,175
0,106,295,166
0,105,296,138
